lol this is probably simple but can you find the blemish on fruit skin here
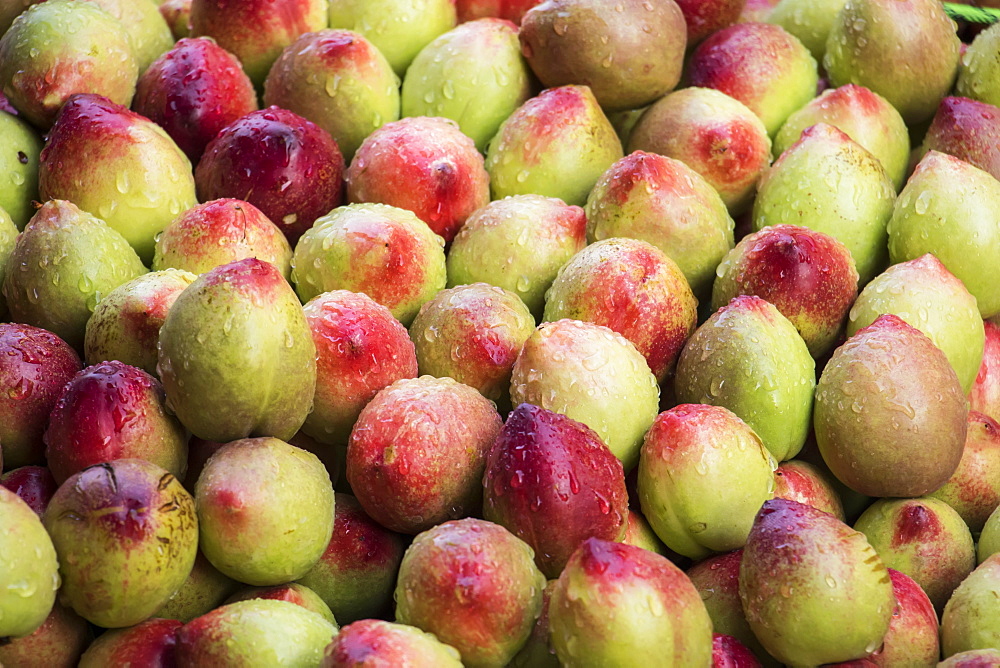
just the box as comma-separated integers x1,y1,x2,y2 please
890,503,941,548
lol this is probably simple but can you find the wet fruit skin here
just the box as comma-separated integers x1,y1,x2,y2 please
77,618,182,668
0,485,61,640
323,619,464,667
42,459,199,629
133,37,259,165
482,403,629,579
195,107,346,246
394,518,547,667
0,323,82,469
43,360,188,486
347,376,502,534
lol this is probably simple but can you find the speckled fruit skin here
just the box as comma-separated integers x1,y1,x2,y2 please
855,497,976,613
675,0,745,44
1,466,58,517
195,106,345,246
638,404,776,560
347,376,502,534
153,550,238,623
394,518,546,668
83,269,198,376
0,486,60,640
772,460,845,521
957,23,1000,110
848,254,984,394
2,199,147,351
292,203,447,326
0,602,91,668
888,151,1000,320
402,19,532,152
774,84,910,191
410,283,535,407
543,238,698,383
330,0,457,76
152,199,292,279
549,538,713,667
0,323,82,469
301,290,417,446
0,112,42,230
940,554,1000,657
739,499,894,666
195,437,335,586
78,618,182,668
323,619,464,667
485,85,624,207
712,224,859,359
39,94,197,264
687,22,817,137
675,295,815,463
225,583,336,624
628,87,771,216
971,321,1000,423
814,314,968,498
43,361,187,485
510,319,660,472
824,0,960,127
446,195,587,318
519,0,687,112
189,0,328,89
686,550,769,662
586,151,734,299
346,116,490,245
508,579,558,668
753,123,896,286
482,404,629,579
921,96,1000,183
175,599,338,667
157,258,317,443
861,569,940,668
264,29,400,163
134,37,259,165
0,0,138,129
43,459,198,628
929,412,1000,534
297,493,406,624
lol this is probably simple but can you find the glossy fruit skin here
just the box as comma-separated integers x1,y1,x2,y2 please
638,404,776,560
195,106,345,246
38,94,197,265
394,518,546,667
940,554,1000,658
133,37,259,165
814,314,967,498
189,0,328,89
0,486,60,639
43,360,188,485
0,323,82,469
675,295,815,463
265,29,400,163
482,403,629,578
2,199,147,351
323,620,463,668
0,0,138,129
157,258,317,443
